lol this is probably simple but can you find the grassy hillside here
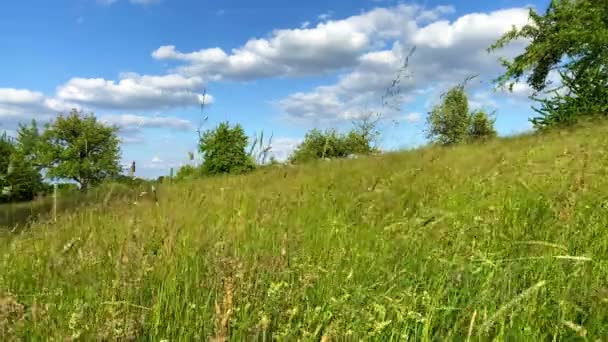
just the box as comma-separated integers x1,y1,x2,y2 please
2,123,608,340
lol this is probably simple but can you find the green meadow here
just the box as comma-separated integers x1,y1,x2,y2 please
2,122,608,340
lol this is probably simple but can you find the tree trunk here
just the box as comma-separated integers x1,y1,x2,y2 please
79,178,88,193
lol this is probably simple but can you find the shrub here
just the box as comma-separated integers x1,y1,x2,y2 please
427,84,497,145
426,85,471,145
468,110,497,141
289,117,380,164
199,122,255,175
175,165,200,181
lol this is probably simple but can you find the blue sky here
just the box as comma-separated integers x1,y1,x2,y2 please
0,0,547,178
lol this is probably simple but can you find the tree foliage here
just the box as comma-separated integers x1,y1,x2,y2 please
426,85,471,145
468,110,497,141
199,122,255,175
175,164,200,181
427,84,497,145
38,109,121,192
489,0,608,128
289,118,380,164
0,132,46,203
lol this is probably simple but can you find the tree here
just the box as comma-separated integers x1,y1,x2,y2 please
426,84,471,145
175,164,200,181
0,132,45,202
289,120,380,164
489,0,608,128
4,155,45,202
38,109,121,192
13,119,42,168
468,110,497,141
199,122,255,175
0,133,15,202
289,129,346,164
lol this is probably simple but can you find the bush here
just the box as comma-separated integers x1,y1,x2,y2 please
199,122,255,175
426,85,471,145
427,84,497,145
289,129,345,164
289,117,380,164
468,110,497,141
175,165,200,181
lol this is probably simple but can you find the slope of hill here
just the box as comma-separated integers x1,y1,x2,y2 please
2,123,608,340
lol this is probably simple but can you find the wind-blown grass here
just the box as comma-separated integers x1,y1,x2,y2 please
2,123,608,340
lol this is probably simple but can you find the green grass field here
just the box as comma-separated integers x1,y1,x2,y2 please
2,123,608,340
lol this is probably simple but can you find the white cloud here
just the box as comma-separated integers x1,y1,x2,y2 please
152,5,422,80
151,5,531,123
277,6,531,122
268,137,302,162
403,112,422,123
0,88,45,104
412,8,529,49
318,11,334,21
143,156,183,170
0,88,75,126
100,114,195,131
56,73,211,110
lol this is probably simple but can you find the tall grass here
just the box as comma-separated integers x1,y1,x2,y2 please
0,182,152,231
2,123,608,340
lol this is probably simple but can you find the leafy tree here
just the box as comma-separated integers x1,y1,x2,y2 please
199,122,255,175
38,109,121,192
0,133,15,201
346,114,381,155
0,132,45,202
426,84,471,145
0,132,13,177
289,122,380,164
4,155,45,202
468,110,497,141
175,164,200,181
13,119,42,167
489,0,608,128
289,129,345,164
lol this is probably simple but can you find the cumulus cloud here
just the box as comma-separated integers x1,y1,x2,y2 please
143,155,183,170
268,137,302,162
276,7,531,122
152,5,530,122
152,5,423,80
56,73,211,110
0,88,75,127
99,114,195,145
100,114,195,131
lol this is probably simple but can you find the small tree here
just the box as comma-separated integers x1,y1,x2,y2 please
4,155,45,202
175,164,200,181
0,133,15,202
38,109,121,192
13,119,42,168
289,121,380,164
289,129,345,164
426,84,471,145
468,110,497,141
199,122,254,175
